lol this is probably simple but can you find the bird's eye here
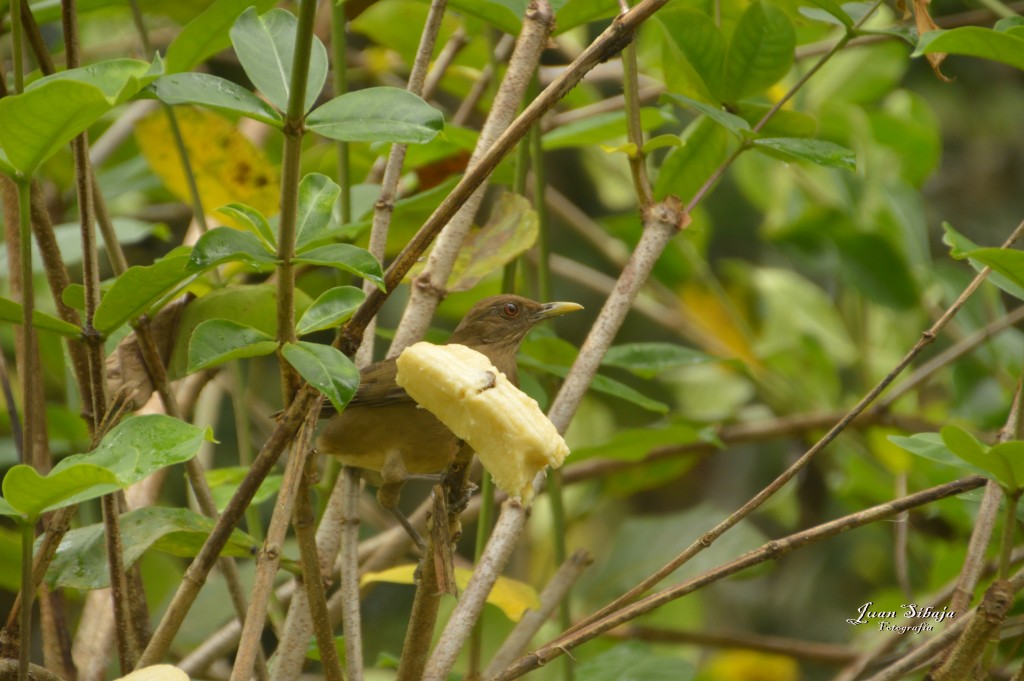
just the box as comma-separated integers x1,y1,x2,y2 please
501,302,520,317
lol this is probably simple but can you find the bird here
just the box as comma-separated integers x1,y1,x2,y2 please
315,294,582,538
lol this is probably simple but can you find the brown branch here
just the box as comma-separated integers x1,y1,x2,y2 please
493,476,988,680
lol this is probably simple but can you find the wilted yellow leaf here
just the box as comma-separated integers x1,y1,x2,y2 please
361,563,541,621
407,192,538,292
679,282,759,368
135,106,279,222
703,650,800,681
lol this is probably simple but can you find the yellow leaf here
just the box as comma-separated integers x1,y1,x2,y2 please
868,427,912,474
679,282,759,368
135,106,279,223
361,563,541,621
703,650,800,681
406,192,539,293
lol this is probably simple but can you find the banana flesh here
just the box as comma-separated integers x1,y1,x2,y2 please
395,342,569,503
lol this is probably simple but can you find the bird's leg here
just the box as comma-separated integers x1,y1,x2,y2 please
378,450,426,551
443,441,477,516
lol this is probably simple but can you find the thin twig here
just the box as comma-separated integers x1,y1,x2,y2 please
293,457,343,681
230,407,320,681
452,35,516,126
484,550,593,676
423,500,528,681
880,305,1024,409
615,625,863,665
339,467,364,680
494,477,988,680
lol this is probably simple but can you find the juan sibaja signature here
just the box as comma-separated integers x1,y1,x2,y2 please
847,602,956,633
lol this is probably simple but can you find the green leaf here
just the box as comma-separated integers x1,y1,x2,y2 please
662,93,751,137
187,226,279,272
45,506,259,590
941,223,1024,301
654,117,732,202
916,28,1024,72
0,297,82,337
230,7,328,113
145,73,283,126
217,203,277,250
2,415,208,519
306,87,444,144
27,58,157,102
655,8,726,103
167,284,312,379
571,423,709,462
296,173,342,249
955,248,1024,301
296,286,366,336
0,81,114,174
555,0,618,33
205,467,283,512
305,636,347,664
800,0,854,27
444,0,523,33
164,0,279,73
281,341,360,413
518,355,669,414
93,251,193,334
542,108,674,150
990,442,1024,496
601,343,713,378
941,425,1017,490
835,233,918,309
752,138,856,170
2,463,120,520
720,1,795,102
889,432,980,471
54,415,212,484
292,244,385,290
735,103,818,139
642,134,684,154
187,319,278,373
576,642,695,681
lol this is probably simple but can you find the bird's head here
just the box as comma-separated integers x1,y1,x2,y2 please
447,295,582,355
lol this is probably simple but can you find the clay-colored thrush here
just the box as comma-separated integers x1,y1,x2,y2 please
316,294,582,523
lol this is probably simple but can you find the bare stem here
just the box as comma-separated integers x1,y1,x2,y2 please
293,457,343,681
230,409,319,681
339,467,364,680
423,500,528,681
18,521,32,681
101,495,135,673
484,550,593,676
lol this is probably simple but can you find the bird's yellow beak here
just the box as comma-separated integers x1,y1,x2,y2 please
534,301,584,320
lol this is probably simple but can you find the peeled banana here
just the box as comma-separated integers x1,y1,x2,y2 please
395,342,569,503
